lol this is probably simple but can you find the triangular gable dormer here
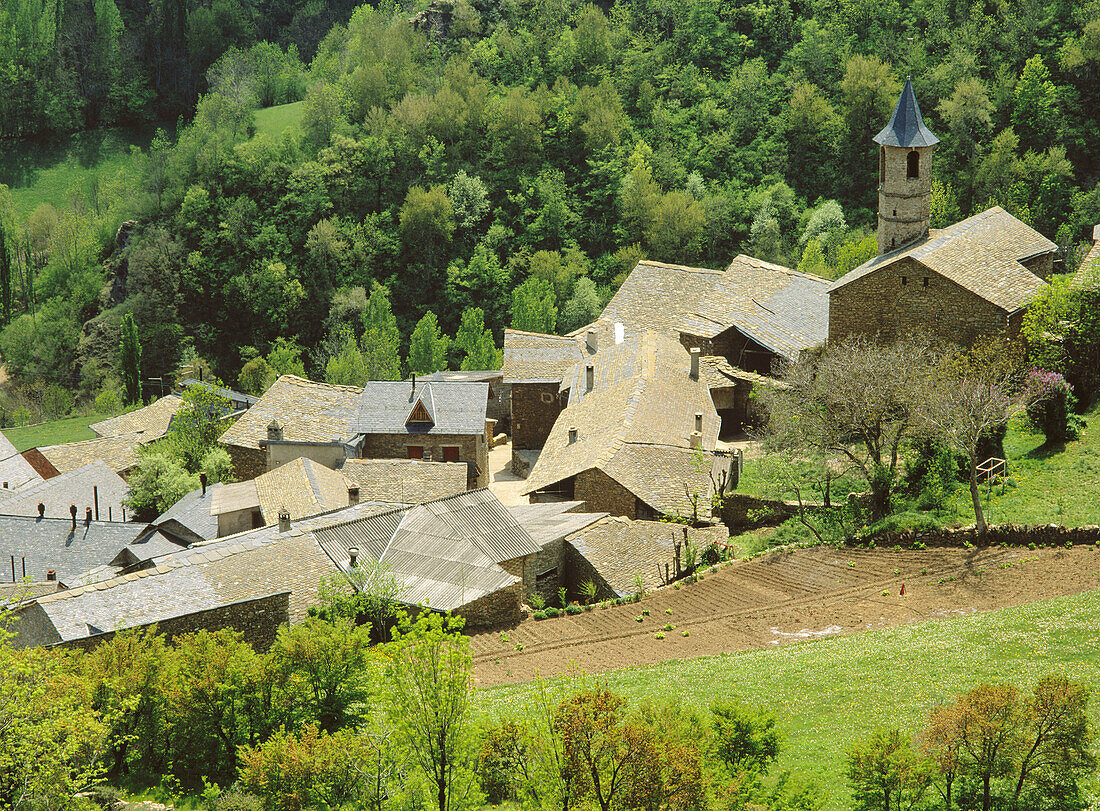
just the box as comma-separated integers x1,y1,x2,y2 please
406,399,434,426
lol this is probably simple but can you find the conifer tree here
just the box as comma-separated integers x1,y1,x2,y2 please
119,312,142,405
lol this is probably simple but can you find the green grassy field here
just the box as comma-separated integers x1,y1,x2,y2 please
476,587,1100,810
252,101,304,140
2,413,102,451
0,127,155,219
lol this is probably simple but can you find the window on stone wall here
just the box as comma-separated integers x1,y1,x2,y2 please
901,276,908,285
540,392,554,404
922,277,930,287
907,150,919,179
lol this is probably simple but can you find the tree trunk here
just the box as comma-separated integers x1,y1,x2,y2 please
969,451,986,535
983,774,991,811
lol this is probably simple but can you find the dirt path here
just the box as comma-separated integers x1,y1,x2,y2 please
472,545,1100,686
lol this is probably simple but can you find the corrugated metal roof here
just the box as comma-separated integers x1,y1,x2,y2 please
313,506,408,564
412,489,540,561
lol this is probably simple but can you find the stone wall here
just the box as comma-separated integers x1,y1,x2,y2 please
1021,252,1054,281
455,581,523,627
860,522,1100,549
828,257,1008,347
575,468,638,519
718,492,798,531
528,537,564,602
218,506,259,538
265,441,346,472
358,432,487,488
511,382,565,450
877,145,933,255
499,554,534,596
48,592,291,653
224,443,265,481
561,540,617,601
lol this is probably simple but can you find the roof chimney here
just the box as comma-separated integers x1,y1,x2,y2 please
200,471,208,496
69,504,77,529
568,426,578,444
585,364,594,392
614,322,625,344
85,507,93,525
37,502,45,518
348,484,360,506
278,507,291,533
46,569,56,581
411,373,416,394
348,546,360,568
586,329,598,354
694,412,703,433
690,431,703,450
267,419,283,442
689,348,700,380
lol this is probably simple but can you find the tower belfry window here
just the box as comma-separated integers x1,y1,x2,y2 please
879,147,886,184
906,150,920,179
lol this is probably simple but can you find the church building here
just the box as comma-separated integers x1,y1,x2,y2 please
827,79,1056,347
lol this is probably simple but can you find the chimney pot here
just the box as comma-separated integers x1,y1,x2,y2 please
47,569,56,581
348,485,360,506
348,546,360,568
411,373,416,394
69,504,77,528
689,348,700,380
690,431,703,450
568,426,578,444
85,507,93,524
200,471,208,496
586,329,598,353
267,419,283,442
278,508,291,533
37,502,45,518
585,364,594,392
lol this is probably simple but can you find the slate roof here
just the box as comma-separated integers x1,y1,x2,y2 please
421,370,503,383
1071,234,1100,291
220,375,362,451
874,78,939,148
590,256,829,364
351,381,488,436
23,502,397,643
0,431,42,492
314,489,541,612
502,329,585,383
152,483,223,544
566,517,729,595
339,458,468,503
209,458,354,524
89,396,183,439
33,434,144,475
0,461,129,521
522,332,723,516
700,356,788,390
828,207,1054,313
0,515,143,584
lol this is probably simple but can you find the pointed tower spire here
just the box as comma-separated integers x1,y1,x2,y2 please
874,78,939,148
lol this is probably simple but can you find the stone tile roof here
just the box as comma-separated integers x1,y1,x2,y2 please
587,256,829,364
209,481,260,514
0,514,143,584
1071,235,1100,291
220,375,362,452
115,530,190,566
254,457,353,521
700,356,788,390
314,489,540,612
502,329,585,383
0,461,128,521
27,503,392,642
152,484,223,543
0,431,41,492
352,381,489,436
522,332,723,515
829,207,1054,312
35,434,144,475
177,379,259,407
422,370,502,383
507,501,608,547
339,458,468,503
566,517,729,595
90,396,183,439
874,78,939,148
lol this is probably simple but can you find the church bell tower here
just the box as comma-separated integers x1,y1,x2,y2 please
874,78,939,255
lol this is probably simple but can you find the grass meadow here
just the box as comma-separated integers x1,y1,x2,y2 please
476,587,1100,810
2,413,101,450
252,101,304,141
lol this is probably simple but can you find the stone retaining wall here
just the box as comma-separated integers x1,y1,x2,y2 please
859,523,1100,548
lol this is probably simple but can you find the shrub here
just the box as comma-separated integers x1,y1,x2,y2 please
529,593,546,610
579,579,599,603
533,610,547,620
94,388,124,416
565,604,583,615
41,383,74,419
212,788,263,811
545,607,560,618
1025,369,1084,443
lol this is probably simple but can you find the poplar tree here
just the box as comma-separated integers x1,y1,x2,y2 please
0,224,10,325
119,312,142,404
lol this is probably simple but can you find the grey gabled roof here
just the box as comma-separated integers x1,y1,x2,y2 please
874,78,939,148
152,483,223,543
352,381,488,436
0,461,129,521
0,515,143,584
0,432,41,492
828,206,1053,312
502,329,585,383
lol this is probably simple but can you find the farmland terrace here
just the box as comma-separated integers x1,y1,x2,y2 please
471,544,1100,686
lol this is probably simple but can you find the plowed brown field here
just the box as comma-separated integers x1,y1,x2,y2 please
471,544,1100,686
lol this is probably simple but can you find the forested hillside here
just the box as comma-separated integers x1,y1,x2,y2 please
2,0,1100,408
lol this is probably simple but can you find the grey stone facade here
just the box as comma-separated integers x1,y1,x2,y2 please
357,432,488,489
511,382,565,450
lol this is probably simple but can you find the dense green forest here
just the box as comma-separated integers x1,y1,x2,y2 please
1,0,1100,408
